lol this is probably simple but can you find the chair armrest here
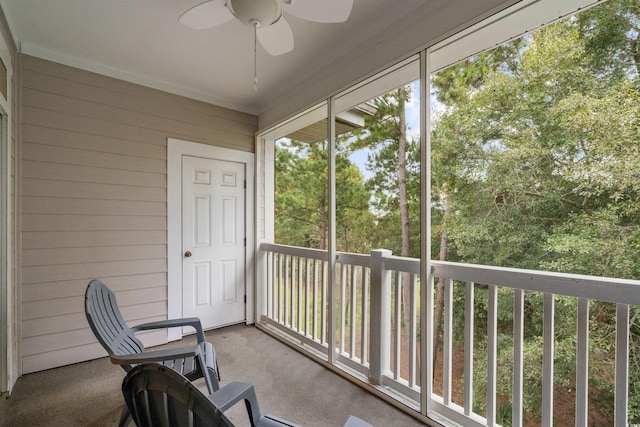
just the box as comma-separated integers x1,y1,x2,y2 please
131,317,206,343
210,382,300,427
210,381,266,426
110,345,203,366
209,381,256,412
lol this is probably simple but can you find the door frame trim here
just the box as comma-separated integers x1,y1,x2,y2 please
167,138,255,342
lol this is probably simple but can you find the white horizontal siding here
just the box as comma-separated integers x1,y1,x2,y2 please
19,54,258,374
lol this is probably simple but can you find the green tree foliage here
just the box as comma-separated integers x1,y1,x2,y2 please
275,139,377,252
274,0,639,423
432,0,640,422
347,87,421,259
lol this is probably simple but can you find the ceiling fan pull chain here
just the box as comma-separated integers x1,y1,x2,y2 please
253,21,258,91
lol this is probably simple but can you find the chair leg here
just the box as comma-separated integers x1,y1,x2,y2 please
118,405,131,427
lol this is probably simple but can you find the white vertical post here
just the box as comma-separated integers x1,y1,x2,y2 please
614,303,629,427
542,293,555,426
350,265,357,358
313,259,319,341
513,288,524,427
487,284,498,427
277,253,283,322
321,260,327,346
443,278,453,405
464,281,475,416
420,48,433,416
576,297,589,427
408,274,417,388
369,249,392,385
327,98,337,364
297,257,302,332
270,252,275,320
304,258,310,336
284,255,290,326
394,273,402,379
361,269,369,364
340,263,346,354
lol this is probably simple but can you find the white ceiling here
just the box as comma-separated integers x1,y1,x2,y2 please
0,0,433,116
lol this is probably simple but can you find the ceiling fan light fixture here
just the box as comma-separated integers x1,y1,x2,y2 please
227,0,282,27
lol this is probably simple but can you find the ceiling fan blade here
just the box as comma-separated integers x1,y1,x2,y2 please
257,17,294,56
179,0,234,30
281,0,353,23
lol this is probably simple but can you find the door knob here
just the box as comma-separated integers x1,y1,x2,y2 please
184,251,192,257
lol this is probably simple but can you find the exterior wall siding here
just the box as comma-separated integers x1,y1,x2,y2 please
19,54,257,374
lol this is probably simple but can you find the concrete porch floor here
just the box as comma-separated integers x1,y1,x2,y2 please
0,324,425,426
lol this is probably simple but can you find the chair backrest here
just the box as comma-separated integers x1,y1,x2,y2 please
85,279,145,368
123,363,234,427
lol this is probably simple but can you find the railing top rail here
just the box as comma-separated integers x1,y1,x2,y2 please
261,243,640,306
433,260,640,306
384,255,421,275
262,243,417,272
261,242,327,261
336,252,370,268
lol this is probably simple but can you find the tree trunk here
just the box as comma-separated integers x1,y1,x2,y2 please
319,195,327,250
432,194,450,370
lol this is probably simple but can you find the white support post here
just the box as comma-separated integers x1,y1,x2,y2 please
420,48,433,417
464,281,475,416
487,284,498,427
443,278,453,405
576,297,589,427
327,98,337,364
614,303,629,427
369,249,392,385
361,269,369,364
513,288,524,427
542,293,555,426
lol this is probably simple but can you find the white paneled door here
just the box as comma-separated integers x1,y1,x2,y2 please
182,155,246,329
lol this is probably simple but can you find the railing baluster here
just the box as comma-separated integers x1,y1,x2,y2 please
394,272,402,380
304,258,310,337
487,284,497,427
285,255,291,327
361,267,369,365
340,263,346,354
408,273,417,388
267,250,273,318
276,254,285,323
321,260,327,345
292,256,297,328
443,277,453,405
464,281,475,416
542,292,555,426
576,297,589,427
350,264,357,358
311,259,316,340
295,256,300,332
512,288,524,427
614,303,629,427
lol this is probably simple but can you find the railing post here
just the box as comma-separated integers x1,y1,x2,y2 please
369,249,392,385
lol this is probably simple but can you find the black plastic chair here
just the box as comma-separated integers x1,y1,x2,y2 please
122,363,299,427
85,279,220,426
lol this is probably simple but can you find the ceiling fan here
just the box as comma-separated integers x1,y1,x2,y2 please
180,0,354,55
179,0,354,89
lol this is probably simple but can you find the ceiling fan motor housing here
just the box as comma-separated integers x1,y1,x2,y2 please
227,0,282,27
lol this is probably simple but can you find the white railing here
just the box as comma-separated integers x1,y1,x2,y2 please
258,243,640,427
